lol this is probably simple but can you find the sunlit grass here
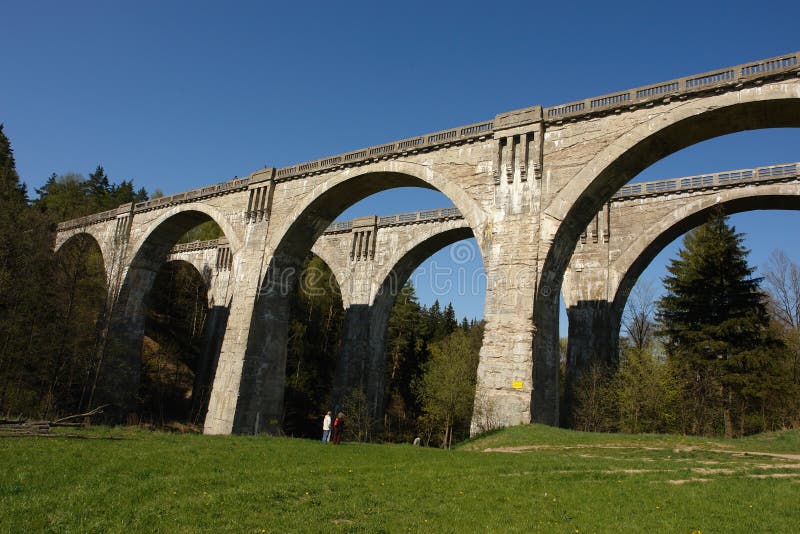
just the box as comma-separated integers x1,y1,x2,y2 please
1,425,798,532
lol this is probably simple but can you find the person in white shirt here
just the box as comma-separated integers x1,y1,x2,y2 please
322,411,332,443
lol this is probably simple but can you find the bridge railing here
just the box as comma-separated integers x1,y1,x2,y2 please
169,238,228,254
615,162,799,198
133,177,250,213
57,52,799,232
374,207,462,227
274,120,494,181
544,52,799,122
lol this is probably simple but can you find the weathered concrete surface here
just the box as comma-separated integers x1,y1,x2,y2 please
51,51,800,434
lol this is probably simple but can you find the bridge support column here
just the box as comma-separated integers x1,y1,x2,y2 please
562,300,617,424
472,235,539,433
331,304,374,413
531,288,561,427
330,293,395,430
192,265,233,422
96,263,157,422
203,197,288,435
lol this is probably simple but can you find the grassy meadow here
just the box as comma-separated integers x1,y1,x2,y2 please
1,425,799,532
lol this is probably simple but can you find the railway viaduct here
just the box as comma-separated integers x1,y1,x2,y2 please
54,51,800,434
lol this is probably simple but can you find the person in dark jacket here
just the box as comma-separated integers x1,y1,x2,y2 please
332,412,345,444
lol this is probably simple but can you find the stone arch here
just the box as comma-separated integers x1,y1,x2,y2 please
351,226,477,418
231,164,486,434
126,202,243,264
610,191,800,338
309,245,349,309
163,258,212,287
142,258,214,423
266,161,488,257
97,204,240,421
54,230,112,283
534,83,800,425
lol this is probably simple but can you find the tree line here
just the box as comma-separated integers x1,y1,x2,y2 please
0,124,149,420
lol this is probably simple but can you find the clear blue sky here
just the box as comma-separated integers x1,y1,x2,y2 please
3,1,800,332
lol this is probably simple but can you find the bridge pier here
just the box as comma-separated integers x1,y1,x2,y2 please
562,300,619,424
331,300,392,426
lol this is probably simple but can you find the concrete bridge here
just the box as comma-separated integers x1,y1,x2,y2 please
54,51,800,434
164,160,800,428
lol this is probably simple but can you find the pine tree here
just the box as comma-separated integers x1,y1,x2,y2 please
657,209,780,436
0,125,58,417
86,165,110,209
0,124,27,206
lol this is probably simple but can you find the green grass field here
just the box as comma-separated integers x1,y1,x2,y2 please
2,425,798,532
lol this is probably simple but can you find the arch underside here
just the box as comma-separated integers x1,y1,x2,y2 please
55,230,111,284
612,195,800,326
342,226,478,422
235,165,483,433
98,209,235,422
535,94,800,426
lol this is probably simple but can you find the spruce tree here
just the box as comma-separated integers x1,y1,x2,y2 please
657,209,779,436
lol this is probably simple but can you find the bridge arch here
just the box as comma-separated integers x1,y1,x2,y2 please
355,226,477,418
230,163,486,434
97,203,241,421
610,190,800,338
308,246,350,309
265,161,487,257
535,82,800,425
54,230,111,282
126,202,243,263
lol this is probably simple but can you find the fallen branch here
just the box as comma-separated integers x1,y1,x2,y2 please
52,404,109,425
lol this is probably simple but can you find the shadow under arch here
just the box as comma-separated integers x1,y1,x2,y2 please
534,93,800,426
610,195,800,342
49,232,109,415
141,258,216,425
98,208,237,422
54,231,110,285
232,168,485,434
281,252,346,437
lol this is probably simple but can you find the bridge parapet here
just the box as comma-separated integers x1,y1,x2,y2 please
324,206,464,234
273,119,494,182
55,51,799,235
132,176,250,213
544,52,799,123
614,162,799,199
170,237,229,253
56,203,132,232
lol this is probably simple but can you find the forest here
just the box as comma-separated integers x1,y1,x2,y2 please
1,123,798,445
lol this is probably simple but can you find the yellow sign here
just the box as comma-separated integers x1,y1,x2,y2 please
512,381,524,390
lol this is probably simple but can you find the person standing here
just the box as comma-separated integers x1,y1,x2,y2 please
322,411,332,444
332,412,345,445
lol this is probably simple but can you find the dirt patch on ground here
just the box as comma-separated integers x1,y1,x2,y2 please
484,442,800,484
667,478,711,485
484,444,800,462
483,444,667,454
